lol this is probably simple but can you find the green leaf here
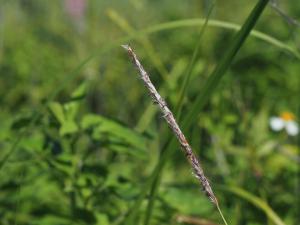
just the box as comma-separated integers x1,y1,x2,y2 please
82,114,147,152
96,213,110,225
48,101,79,136
109,144,147,159
73,208,97,224
162,188,213,215
48,102,65,124
19,133,44,152
65,82,88,120
32,216,70,225
59,120,78,136
11,115,35,131
71,82,88,99
47,158,73,177
48,82,87,136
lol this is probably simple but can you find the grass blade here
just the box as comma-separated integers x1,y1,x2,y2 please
226,186,286,225
140,19,300,59
175,2,215,120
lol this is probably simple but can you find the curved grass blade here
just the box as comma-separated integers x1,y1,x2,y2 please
175,2,215,120
140,19,300,60
225,186,286,225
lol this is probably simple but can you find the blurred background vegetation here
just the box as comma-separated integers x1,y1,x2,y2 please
0,0,299,224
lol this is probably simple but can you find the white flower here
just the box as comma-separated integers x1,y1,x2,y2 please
270,112,299,136
270,117,285,131
285,121,299,136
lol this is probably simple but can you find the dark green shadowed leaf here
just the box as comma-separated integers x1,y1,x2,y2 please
48,102,65,124
161,187,213,215
82,114,148,158
47,83,88,136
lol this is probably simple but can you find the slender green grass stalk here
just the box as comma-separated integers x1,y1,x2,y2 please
139,19,300,59
217,204,229,225
175,2,215,121
125,1,270,224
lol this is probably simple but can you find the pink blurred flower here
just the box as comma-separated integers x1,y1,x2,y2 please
64,0,86,19
64,0,87,32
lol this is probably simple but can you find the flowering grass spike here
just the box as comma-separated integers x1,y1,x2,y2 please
122,44,218,205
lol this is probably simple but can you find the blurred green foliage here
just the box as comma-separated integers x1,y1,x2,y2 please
0,0,299,225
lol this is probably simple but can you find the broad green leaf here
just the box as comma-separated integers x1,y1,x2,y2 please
48,102,79,136
32,216,70,225
11,115,35,131
65,82,88,120
73,208,97,224
48,102,65,124
82,114,147,152
161,188,213,215
48,84,86,136
71,82,88,99
47,159,73,177
59,120,78,136
109,144,147,159
96,213,109,225
19,133,44,152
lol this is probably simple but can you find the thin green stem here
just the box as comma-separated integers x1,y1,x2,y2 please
216,203,229,225
175,2,215,120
